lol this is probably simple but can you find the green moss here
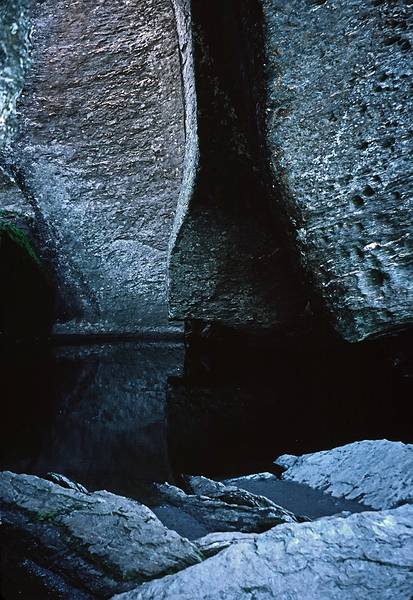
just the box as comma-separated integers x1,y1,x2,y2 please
0,219,42,269
0,217,54,336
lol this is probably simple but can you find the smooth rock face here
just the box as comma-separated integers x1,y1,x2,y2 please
0,472,201,597
275,440,413,510
113,504,413,600
9,0,185,333
262,0,413,341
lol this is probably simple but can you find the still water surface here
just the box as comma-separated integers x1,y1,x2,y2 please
1,334,411,504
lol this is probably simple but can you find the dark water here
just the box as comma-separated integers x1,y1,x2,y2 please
1,331,412,501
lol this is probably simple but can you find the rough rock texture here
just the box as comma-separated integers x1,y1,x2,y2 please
223,472,367,520
275,440,413,510
168,0,307,331
262,0,413,341
186,475,284,510
0,0,31,149
0,472,202,597
113,504,413,600
8,0,185,334
155,480,297,535
195,531,257,558
46,473,89,494
0,2,35,236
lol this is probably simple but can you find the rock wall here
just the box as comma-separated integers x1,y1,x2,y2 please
168,0,307,332
1,0,411,340
262,0,413,341
7,0,186,335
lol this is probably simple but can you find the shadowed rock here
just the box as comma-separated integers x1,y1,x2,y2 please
168,0,307,332
186,475,295,512
154,478,298,536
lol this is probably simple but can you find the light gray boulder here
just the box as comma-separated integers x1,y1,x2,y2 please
113,504,413,600
195,531,257,558
275,440,413,510
0,472,201,597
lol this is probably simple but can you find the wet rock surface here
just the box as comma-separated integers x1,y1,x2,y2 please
223,472,367,520
0,472,202,597
0,0,31,150
153,478,297,538
114,504,413,600
7,0,185,334
275,439,413,510
262,0,413,341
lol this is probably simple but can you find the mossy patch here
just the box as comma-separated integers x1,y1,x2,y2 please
0,219,43,269
0,218,54,337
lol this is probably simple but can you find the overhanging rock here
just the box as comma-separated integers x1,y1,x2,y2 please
262,0,413,341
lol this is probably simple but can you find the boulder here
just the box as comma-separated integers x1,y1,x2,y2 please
0,472,202,597
275,440,413,510
262,0,413,341
113,504,413,600
155,479,298,535
185,475,286,510
195,531,257,558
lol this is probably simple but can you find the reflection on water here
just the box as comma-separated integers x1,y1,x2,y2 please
1,333,412,500
1,342,183,498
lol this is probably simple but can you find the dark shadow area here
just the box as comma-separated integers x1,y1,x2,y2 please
1,330,411,489
0,341,183,498
167,326,413,477
0,222,54,338
169,0,308,330
0,331,412,599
